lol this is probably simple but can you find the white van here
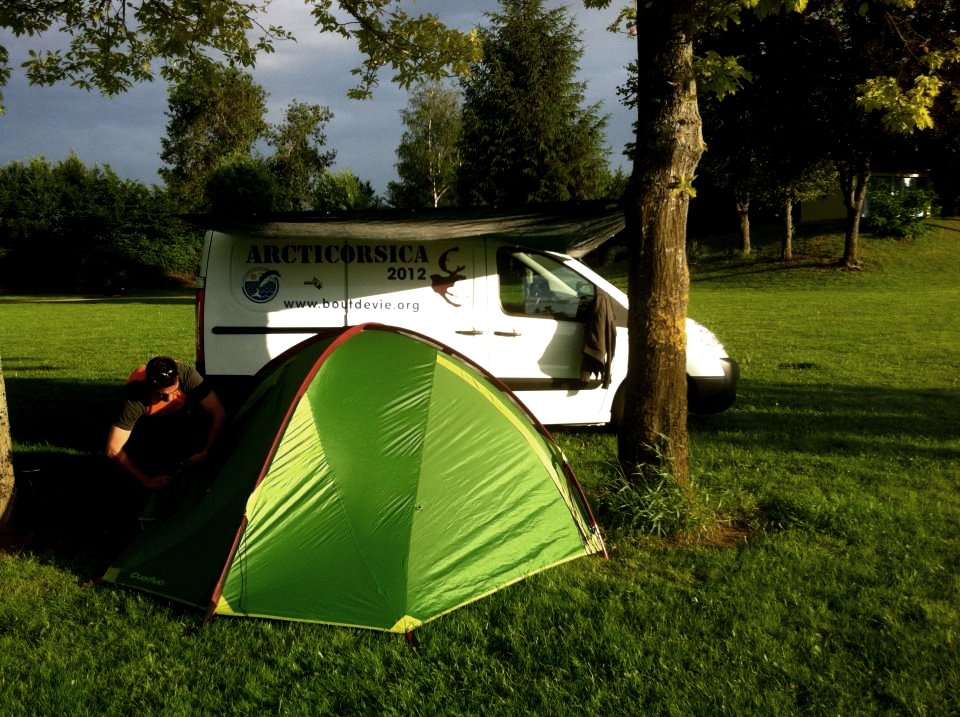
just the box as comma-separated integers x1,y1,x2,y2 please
193,208,738,425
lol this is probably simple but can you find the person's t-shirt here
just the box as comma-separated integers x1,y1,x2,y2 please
112,361,211,431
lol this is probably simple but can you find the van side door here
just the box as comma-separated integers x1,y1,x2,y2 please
485,247,613,424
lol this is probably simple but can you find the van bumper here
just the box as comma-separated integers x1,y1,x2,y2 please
688,358,739,414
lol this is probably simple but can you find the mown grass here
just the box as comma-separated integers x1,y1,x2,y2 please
1,222,958,715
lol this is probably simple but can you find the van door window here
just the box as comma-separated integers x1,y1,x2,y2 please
497,249,595,322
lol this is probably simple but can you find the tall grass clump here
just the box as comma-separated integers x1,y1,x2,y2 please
601,463,687,538
595,437,746,544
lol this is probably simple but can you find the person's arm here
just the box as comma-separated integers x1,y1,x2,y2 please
105,425,170,489
182,390,227,467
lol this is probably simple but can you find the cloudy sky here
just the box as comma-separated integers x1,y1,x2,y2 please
0,2,636,195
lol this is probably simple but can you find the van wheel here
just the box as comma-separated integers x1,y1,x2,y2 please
686,375,699,414
609,385,625,431
609,375,693,429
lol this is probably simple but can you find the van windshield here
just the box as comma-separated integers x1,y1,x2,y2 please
497,249,595,321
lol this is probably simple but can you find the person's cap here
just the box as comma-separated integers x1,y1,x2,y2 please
145,357,178,388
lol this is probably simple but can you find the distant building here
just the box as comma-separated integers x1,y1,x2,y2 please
800,171,934,223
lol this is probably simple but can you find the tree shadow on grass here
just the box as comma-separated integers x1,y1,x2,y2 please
6,374,958,572
564,378,959,469
561,374,960,547
6,451,143,575
0,293,194,306
3,378,150,575
689,378,960,541
690,255,843,285
560,374,960,522
691,378,960,464
926,220,960,234
4,377,116,452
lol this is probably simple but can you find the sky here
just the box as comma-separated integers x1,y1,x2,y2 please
0,2,637,196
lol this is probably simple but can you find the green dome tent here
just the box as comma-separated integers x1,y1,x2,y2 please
103,324,605,632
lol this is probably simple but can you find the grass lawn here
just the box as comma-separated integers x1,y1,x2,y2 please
1,221,958,715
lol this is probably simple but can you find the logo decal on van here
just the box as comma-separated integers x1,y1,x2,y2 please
430,248,466,307
243,268,282,303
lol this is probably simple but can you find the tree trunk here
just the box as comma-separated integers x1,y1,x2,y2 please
782,194,794,261
839,162,870,268
618,3,701,488
0,359,16,532
736,192,751,255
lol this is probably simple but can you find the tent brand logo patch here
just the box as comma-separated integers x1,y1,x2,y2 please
243,268,281,304
130,572,166,586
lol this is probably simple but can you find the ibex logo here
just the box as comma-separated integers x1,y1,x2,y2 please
429,248,466,307
242,267,281,304
131,572,166,586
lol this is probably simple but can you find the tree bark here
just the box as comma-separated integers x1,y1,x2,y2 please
736,191,751,255
782,194,794,261
839,162,870,268
618,3,701,488
0,359,16,532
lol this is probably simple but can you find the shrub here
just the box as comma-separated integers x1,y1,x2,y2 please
865,186,939,239
0,156,203,290
204,155,277,217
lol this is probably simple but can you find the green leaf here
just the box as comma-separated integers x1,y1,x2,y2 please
695,51,753,99
857,75,942,133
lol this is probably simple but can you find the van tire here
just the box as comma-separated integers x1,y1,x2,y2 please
609,384,625,431
608,375,695,430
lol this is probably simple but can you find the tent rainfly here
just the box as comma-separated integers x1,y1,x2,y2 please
103,324,605,632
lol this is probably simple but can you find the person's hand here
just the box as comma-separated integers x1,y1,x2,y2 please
182,449,208,468
140,474,171,490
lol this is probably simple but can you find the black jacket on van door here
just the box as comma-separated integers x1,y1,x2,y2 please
580,291,617,388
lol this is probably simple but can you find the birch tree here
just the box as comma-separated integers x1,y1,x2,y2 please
388,82,462,209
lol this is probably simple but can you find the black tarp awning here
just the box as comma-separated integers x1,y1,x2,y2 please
181,202,625,257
